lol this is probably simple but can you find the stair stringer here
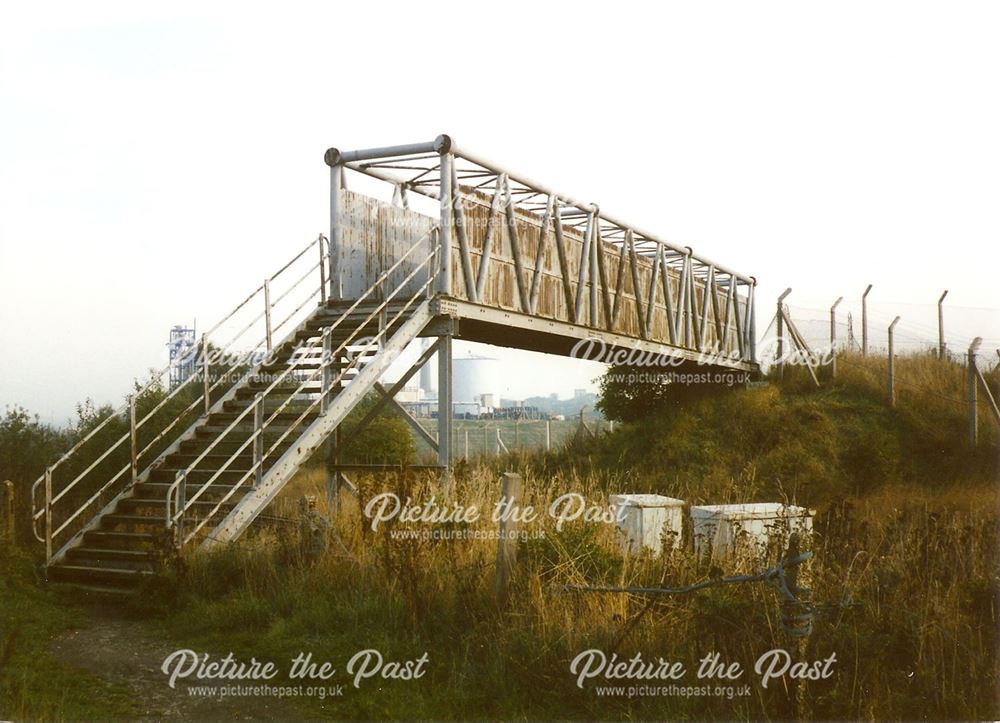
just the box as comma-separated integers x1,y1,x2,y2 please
202,299,434,546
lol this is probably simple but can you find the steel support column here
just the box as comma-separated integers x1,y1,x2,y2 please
329,162,343,300
438,146,454,296
437,333,453,474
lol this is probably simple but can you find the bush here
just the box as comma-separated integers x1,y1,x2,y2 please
0,407,69,544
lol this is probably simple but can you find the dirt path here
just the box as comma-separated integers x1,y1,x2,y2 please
50,605,305,721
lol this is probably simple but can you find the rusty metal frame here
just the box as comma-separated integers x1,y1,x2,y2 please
325,135,757,365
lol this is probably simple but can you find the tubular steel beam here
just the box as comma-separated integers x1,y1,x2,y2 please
324,136,450,166
329,163,343,299
438,150,454,295
437,334,452,470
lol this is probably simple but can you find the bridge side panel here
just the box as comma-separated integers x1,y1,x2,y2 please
339,191,436,300
451,187,745,359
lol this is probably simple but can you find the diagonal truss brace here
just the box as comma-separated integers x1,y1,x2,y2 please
339,341,441,453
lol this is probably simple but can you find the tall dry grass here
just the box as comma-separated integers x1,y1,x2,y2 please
148,460,998,720
129,350,1000,718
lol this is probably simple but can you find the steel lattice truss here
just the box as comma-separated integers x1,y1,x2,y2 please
325,135,757,364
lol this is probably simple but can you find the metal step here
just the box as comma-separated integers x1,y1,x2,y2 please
65,547,157,571
116,497,236,516
82,529,160,550
208,411,319,425
131,480,245,500
50,580,140,599
147,468,256,484
101,514,178,533
221,399,318,412
235,386,322,400
177,437,294,454
194,423,308,438
48,563,155,588
157,452,252,467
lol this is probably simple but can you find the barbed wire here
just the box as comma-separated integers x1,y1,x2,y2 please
756,309,999,418
561,550,815,637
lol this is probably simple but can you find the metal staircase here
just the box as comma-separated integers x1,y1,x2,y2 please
32,228,439,594
31,134,760,596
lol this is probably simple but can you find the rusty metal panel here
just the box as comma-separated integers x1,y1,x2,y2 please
339,191,435,300
449,186,735,353
339,185,747,359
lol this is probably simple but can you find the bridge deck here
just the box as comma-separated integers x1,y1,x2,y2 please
430,296,756,372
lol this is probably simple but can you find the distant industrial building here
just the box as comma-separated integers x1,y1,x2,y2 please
167,325,197,390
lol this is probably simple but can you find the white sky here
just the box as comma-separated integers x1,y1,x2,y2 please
1,1,998,424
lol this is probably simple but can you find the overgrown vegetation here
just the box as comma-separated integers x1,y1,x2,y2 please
589,351,999,504
1,351,997,719
0,543,136,720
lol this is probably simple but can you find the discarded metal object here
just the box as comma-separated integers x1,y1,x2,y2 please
562,549,816,638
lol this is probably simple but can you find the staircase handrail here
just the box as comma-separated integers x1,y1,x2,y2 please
32,234,328,552
165,228,440,545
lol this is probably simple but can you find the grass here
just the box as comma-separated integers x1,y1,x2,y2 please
141,464,997,719
1,350,997,719
0,544,137,721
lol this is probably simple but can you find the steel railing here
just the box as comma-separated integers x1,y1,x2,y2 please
165,228,440,548
32,234,330,562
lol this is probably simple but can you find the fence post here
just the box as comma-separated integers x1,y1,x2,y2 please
129,394,138,486
783,533,813,719
464,429,469,460
861,284,873,357
45,466,53,562
888,316,901,407
514,419,520,449
545,419,551,451
494,472,523,603
938,290,948,359
1,481,13,543
776,288,792,380
829,297,843,378
969,337,982,446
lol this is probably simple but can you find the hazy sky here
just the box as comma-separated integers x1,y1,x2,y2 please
2,1,998,424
